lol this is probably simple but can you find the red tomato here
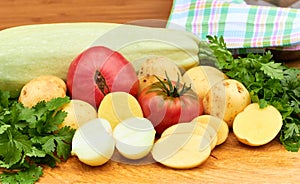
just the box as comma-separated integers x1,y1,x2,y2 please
138,78,203,135
67,46,139,108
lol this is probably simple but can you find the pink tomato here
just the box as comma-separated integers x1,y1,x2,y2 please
67,46,139,108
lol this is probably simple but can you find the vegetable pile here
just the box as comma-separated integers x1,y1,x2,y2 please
206,35,300,152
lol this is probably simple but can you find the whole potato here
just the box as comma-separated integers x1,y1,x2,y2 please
138,56,183,82
182,66,227,100
203,79,251,127
19,75,66,107
138,74,161,94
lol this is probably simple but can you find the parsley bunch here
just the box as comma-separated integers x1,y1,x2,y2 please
0,90,75,183
205,35,300,152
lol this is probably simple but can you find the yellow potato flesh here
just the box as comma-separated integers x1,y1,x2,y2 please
152,133,211,169
233,103,283,146
160,122,217,150
98,92,144,129
192,115,229,145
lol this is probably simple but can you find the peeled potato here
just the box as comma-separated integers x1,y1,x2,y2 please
152,133,211,169
182,66,227,99
138,56,183,82
113,117,156,160
203,79,251,127
98,92,144,129
160,122,217,150
233,103,283,146
60,99,98,129
19,75,66,107
71,118,115,166
192,115,229,145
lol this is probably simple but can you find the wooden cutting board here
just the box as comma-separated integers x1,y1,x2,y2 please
0,1,299,183
38,132,300,183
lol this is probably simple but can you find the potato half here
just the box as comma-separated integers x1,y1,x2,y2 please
152,133,211,169
192,115,229,145
160,122,217,150
233,103,283,146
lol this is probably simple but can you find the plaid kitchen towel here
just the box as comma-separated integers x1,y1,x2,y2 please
166,0,300,52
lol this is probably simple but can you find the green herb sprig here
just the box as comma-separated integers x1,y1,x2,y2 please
0,90,75,183
206,35,300,152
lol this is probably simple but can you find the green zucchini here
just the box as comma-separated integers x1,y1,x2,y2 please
0,22,200,98
198,40,218,66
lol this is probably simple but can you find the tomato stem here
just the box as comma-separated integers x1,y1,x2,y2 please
153,72,191,98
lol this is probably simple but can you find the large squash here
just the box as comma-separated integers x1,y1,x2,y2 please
0,22,200,97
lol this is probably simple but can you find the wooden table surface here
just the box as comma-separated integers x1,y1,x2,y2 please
0,1,299,183
0,0,173,30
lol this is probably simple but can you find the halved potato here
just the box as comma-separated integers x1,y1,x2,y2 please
152,133,211,169
233,103,282,146
192,115,229,145
160,122,217,150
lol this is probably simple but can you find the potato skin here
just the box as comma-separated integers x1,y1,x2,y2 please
138,75,161,94
203,79,251,127
183,66,227,100
19,75,66,107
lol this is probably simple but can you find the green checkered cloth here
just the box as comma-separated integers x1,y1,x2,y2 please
166,0,300,52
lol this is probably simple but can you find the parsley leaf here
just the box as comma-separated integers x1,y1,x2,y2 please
206,35,300,152
0,92,75,183
260,61,285,80
0,164,43,184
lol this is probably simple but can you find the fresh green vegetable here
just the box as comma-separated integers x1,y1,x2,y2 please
206,35,300,152
198,40,218,66
0,90,75,183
